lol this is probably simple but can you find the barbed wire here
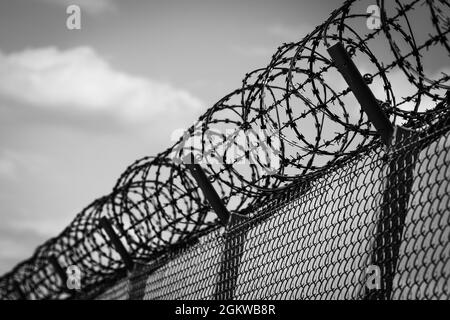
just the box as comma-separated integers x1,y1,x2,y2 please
0,0,449,299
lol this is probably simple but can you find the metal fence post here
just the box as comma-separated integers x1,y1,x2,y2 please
184,157,230,226
328,42,418,299
49,256,68,290
327,42,394,146
99,217,134,271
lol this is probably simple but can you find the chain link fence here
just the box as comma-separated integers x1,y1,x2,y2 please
93,111,450,300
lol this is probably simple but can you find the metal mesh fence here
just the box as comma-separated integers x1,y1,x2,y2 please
95,112,450,300
0,0,449,300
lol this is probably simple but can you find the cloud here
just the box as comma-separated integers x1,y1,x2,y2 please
0,46,203,125
40,0,117,15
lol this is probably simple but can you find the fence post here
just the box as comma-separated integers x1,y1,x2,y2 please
49,256,68,290
184,156,230,226
182,155,239,298
328,42,419,299
13,280,26,300
327,42,394,146
214,215,251,300
366,127,419,299
99,217,134,271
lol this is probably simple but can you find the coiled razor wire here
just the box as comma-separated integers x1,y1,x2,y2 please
0,0,449,300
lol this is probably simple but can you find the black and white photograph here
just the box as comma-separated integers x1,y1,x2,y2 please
0,0,449,307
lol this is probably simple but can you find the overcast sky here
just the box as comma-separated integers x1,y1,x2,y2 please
0,0,342,273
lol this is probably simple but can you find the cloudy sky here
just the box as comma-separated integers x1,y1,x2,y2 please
0,0,341,273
